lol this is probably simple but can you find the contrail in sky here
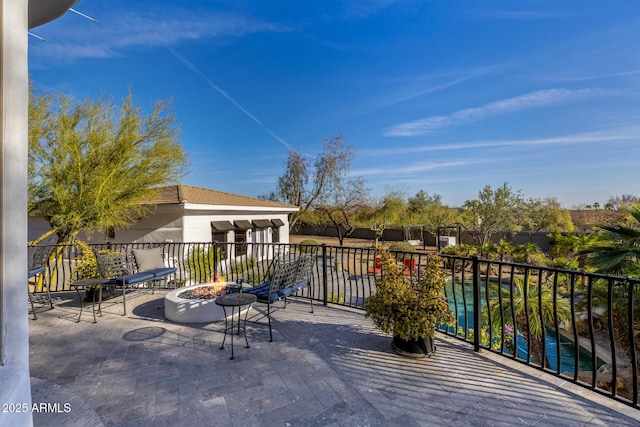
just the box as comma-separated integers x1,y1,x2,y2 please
167,47,292,150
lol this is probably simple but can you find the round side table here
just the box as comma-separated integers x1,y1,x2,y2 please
215,293,257,360
69,278,112,323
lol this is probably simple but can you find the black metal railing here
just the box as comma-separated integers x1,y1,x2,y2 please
29,241,640,409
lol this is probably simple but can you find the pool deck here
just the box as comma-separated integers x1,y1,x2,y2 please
28,290,640,426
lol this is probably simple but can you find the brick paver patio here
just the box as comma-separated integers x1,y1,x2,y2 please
28,291,640,426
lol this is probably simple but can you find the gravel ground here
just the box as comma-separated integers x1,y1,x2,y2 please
290,234,375,248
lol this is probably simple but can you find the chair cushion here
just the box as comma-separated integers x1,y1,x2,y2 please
279,287,293,297
244,282,281,302
291,279,309,291
28,267,46,277
132,248,165,271
104,272,155,285
144,267,177,278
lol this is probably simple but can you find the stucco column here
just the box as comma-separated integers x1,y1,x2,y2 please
0,1,32,426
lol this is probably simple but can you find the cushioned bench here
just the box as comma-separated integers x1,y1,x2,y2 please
95,247,177,315
243,250,317,341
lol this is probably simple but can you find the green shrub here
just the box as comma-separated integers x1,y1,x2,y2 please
299,239,319,245
73,241,122,280
441,244,476,257
186,246,222,282
327,293,345,304
365,248,453,340
389,241,416,252
74,240,99,279
231,256,256,274
298,239,319,254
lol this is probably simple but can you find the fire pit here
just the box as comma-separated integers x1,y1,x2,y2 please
164,282,246,323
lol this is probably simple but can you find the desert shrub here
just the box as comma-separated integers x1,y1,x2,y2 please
388,241,416,253
298,239,319,254
74,240,99,279
327,293,345,304
440,244,477,257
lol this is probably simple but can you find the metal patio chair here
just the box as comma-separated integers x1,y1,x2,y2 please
28,235,57,320
244,249,317,341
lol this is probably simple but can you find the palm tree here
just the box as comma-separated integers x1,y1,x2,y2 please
511,243,547,265
488,276,572,367
497,239,514,262
578,206,640,276
478,241,499,260
549,231,601,272
576,207,640,374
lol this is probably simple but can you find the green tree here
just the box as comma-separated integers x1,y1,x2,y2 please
379,190,407,223
511,243,547,265
274,150,307,207
29,88,188,246
477,241,499,260
460,182,524,246
406,190,454,234
548,231,601,272
496,239,514,261
365,190,406,245
521,197,574,233
407,189,429,214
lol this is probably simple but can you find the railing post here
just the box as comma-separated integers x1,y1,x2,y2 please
213,242,219,281
627,277,638,405
472,255,481,352
322,244,328,306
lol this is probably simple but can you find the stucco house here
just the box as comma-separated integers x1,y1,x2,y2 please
29,184,299,251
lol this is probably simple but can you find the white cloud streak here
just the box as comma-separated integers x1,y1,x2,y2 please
167,47,292,151
339,0,403,19
384,88,612,137
366,126,639,156
474,10,565,20
351,159,488,177
30,8,289,62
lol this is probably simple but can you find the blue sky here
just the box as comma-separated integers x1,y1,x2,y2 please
28,1,640,207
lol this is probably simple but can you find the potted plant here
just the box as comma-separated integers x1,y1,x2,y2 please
364,247,453,357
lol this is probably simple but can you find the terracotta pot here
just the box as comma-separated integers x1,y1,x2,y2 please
392,336,436,358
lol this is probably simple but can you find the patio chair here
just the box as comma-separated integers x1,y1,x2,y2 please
289,251,317,313
244,251,316,341
28,235,57,320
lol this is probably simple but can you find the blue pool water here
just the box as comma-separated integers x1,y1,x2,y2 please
446,281,605,373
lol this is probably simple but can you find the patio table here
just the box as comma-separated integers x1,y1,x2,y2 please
69,278,115,323
215,293,256,359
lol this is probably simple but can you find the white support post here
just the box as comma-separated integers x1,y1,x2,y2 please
0,1,33,426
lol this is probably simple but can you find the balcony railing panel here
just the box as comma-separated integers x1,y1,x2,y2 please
29,241,640,409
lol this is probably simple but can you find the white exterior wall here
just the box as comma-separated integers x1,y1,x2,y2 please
181,212,290,243
110,210,185,243
28,205,294,245
273,214,290,242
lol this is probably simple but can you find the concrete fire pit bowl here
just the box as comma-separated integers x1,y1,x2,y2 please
164,282,249,324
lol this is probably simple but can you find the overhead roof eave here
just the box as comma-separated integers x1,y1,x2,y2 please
29,0,80,29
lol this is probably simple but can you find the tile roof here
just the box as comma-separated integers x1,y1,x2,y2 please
147,184,298,209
